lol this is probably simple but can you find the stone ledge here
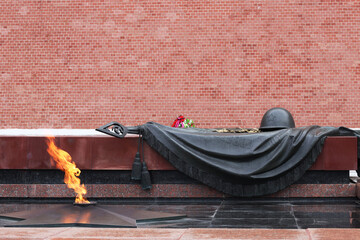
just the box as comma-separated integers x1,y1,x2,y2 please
1,227,360,239
0,136,357,170
0,183,356,199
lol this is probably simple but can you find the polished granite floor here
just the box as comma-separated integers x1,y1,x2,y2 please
0,198,359,229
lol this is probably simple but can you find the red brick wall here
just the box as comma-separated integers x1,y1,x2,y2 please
1,1,359,129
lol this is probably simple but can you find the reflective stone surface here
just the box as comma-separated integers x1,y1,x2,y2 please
0,204,186,228
0,198,359,229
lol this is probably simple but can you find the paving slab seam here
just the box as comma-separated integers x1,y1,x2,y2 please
209,199,223,228
176,229,188,240
289,202,301,230
43,227,71,240
305,229,313,240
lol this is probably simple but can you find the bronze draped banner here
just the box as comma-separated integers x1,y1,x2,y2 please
139,122,359,197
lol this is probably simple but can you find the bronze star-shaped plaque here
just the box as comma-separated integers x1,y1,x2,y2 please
0,205,186,228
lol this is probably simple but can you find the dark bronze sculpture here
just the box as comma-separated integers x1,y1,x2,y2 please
259,107,296,131
96,110,359,197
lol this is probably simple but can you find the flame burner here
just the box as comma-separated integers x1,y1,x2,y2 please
0,204,186,228
73,201,97,207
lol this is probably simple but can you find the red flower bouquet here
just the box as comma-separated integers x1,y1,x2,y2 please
172,115,195,128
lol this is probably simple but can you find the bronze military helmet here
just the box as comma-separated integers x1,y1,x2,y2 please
259,107,295,131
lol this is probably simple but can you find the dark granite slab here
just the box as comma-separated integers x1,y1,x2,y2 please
0,198,359,229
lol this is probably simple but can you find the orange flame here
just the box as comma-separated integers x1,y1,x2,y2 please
46,136,89,203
